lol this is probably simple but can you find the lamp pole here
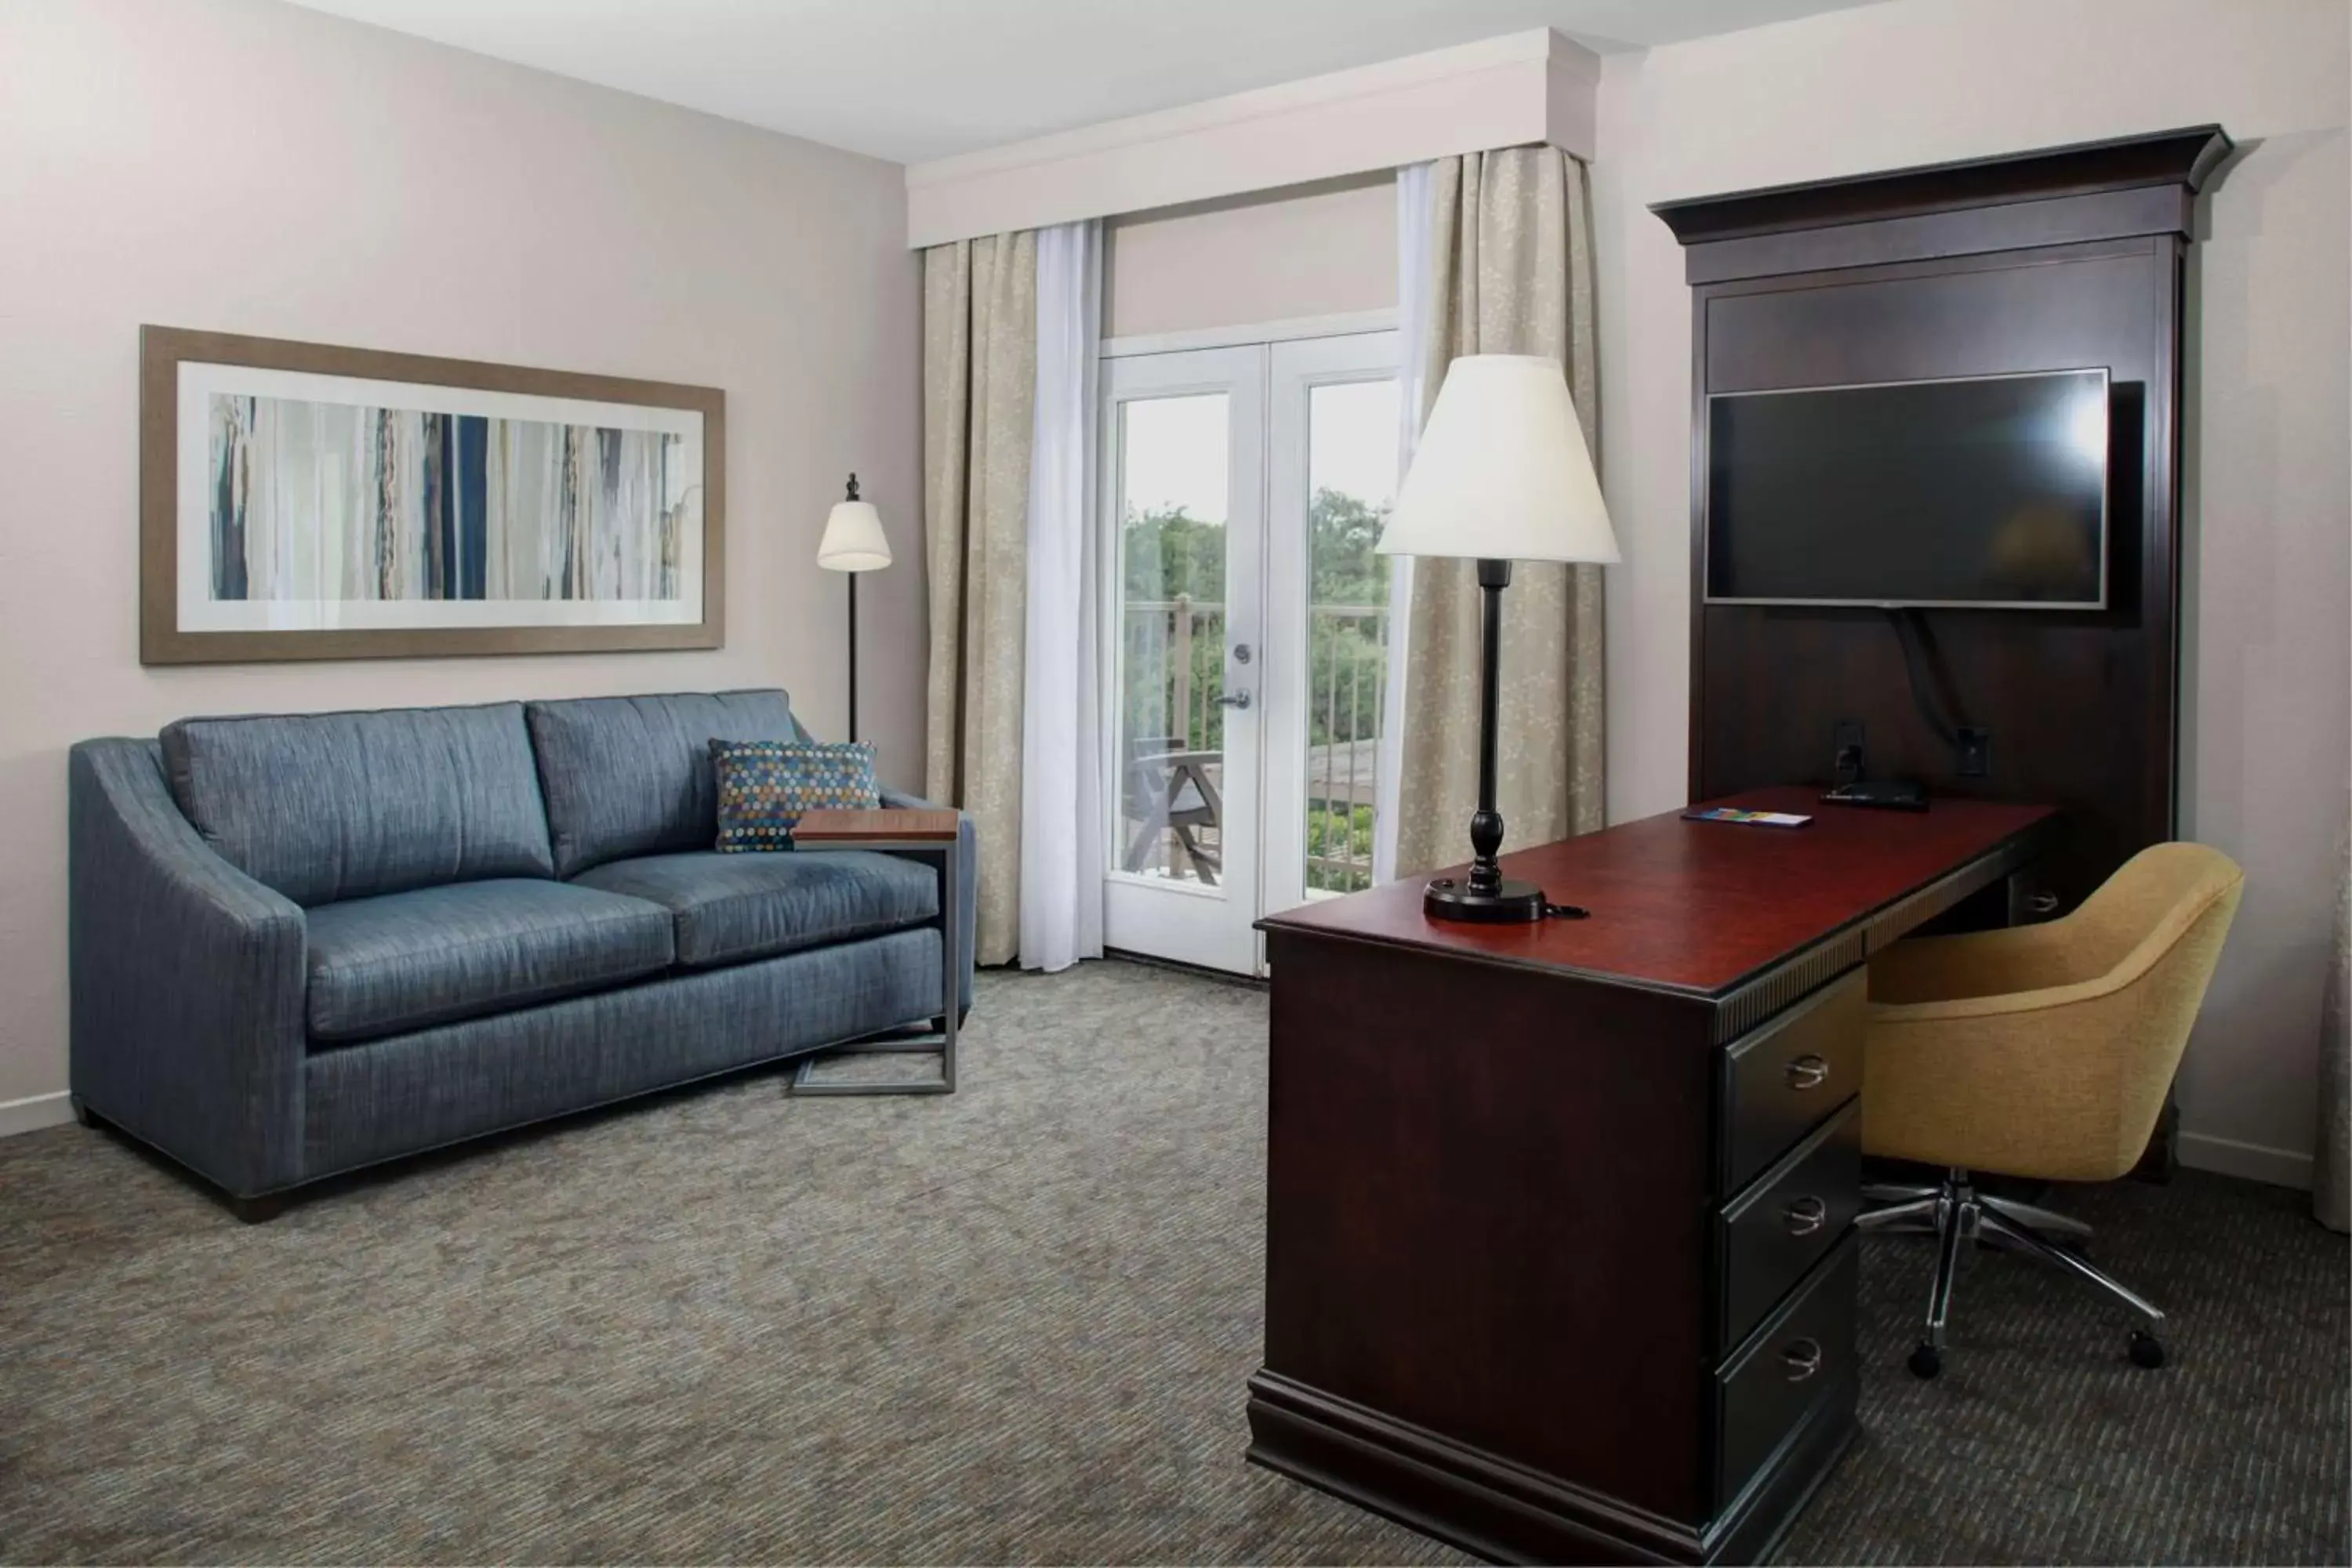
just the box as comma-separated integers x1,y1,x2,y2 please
820,470,884,745
1466,557,1510,900
1419,557,1558,923
844,471,860,745
1375,355,1617,925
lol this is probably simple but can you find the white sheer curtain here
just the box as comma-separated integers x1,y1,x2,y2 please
1372,161,1436,886
1018,220,1105,972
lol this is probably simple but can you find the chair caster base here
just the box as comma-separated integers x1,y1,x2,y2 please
2128,1329,2166,1368
1907,1342,1943,1379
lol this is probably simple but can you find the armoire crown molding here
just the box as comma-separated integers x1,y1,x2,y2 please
1650,125,2234,284
903,28,1599,249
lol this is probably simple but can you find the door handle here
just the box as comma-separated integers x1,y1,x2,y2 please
1215,691,1251,710
1781,1338,1824,1382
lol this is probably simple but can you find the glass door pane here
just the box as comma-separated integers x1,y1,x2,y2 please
1116,394,1229,887
1098,343,1265,977
1301,378,1399,895
1259,332,1402,933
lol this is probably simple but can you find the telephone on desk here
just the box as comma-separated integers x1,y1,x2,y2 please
1822,779,1929,811
1822,742,1929,811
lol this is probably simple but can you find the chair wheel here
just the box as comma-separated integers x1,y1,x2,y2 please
1907,1343,1942,1379
2128,1330,2166,1368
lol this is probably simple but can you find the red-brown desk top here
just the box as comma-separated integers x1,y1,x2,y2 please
1260,786,2058,997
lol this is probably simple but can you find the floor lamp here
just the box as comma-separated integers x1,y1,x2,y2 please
1374,354,1621,923
817,474,891,743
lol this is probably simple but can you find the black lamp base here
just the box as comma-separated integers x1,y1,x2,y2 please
1423,875,1549,924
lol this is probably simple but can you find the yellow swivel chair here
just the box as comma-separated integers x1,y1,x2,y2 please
1855,842,2245,1378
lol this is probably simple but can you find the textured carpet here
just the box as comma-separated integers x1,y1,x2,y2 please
0,960,2343,1565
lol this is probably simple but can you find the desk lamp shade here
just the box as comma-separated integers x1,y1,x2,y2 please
1376,354,1618,565
1375,354,1618,924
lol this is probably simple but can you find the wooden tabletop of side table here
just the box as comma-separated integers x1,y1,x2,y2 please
792,807,960,844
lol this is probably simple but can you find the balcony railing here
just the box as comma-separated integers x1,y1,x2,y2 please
1305,603,1385,895
1122,595,1229,758
1119,595,1388,894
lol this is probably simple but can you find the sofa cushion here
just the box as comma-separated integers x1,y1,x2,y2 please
162,702,554,907
301,927,945,1180
571,850,937,971
305,879,675,1044
526,690,804,877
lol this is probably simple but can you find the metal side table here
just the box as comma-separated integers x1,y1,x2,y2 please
788,807,961,1096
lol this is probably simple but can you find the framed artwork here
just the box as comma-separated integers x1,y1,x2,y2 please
139,326,724,663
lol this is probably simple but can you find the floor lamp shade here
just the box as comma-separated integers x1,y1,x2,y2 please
818,496,892,572
1373,354,1617,924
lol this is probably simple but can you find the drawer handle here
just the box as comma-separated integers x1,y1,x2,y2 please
1782,1196,1828,1236
1784,1054,1831,1091
2027,891,2062,916
1781,1338,1824,1383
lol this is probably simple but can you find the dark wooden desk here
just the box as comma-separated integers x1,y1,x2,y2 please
1248,786,2060,1565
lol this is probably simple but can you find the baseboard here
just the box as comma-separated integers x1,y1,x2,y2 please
0,1091,75,1139
2178,1131,2314,1190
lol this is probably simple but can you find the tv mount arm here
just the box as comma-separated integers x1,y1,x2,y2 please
1886,606,1971,751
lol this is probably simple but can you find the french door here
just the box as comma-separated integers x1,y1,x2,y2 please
1098,330,1400,975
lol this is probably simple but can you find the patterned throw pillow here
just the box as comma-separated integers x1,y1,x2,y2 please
709,739,879,851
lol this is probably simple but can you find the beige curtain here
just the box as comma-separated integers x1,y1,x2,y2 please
923,233,1036,966
1392,147,1605,880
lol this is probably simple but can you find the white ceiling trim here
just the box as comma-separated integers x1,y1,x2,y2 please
904,29,1599,250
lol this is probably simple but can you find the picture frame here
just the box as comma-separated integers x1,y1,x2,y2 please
139,326,725,664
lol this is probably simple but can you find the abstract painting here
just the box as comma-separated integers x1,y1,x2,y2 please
141,327,725,663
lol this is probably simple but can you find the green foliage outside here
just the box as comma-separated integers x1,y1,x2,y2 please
1121,488,1388,892
1306,804,1377,895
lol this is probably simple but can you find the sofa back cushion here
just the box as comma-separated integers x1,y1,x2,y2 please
160,702,555,907
525,689,804,877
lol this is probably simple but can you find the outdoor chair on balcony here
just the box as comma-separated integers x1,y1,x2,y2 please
1123,737,1223,884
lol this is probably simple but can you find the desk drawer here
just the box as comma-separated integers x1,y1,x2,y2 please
1719,968,1864,1193
1715,1235,1858,1512
1717,1098,1860,1352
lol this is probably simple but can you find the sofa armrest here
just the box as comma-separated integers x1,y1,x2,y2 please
70,739,308,1196
880,786,977,1010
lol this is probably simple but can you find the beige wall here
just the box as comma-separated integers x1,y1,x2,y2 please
1104,172,1396,339
0,0,921,1114
1592,0,2352,1183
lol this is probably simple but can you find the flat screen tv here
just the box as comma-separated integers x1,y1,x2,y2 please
1704,367,2111,609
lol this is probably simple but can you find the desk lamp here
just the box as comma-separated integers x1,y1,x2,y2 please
1376,354,1620,922
816,474,892,742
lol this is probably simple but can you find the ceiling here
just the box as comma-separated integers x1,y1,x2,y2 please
283,0,1894,165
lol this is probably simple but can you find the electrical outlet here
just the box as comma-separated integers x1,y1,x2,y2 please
1955,725,1991,777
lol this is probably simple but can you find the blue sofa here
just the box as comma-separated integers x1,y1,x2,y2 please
68,689,975,1218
